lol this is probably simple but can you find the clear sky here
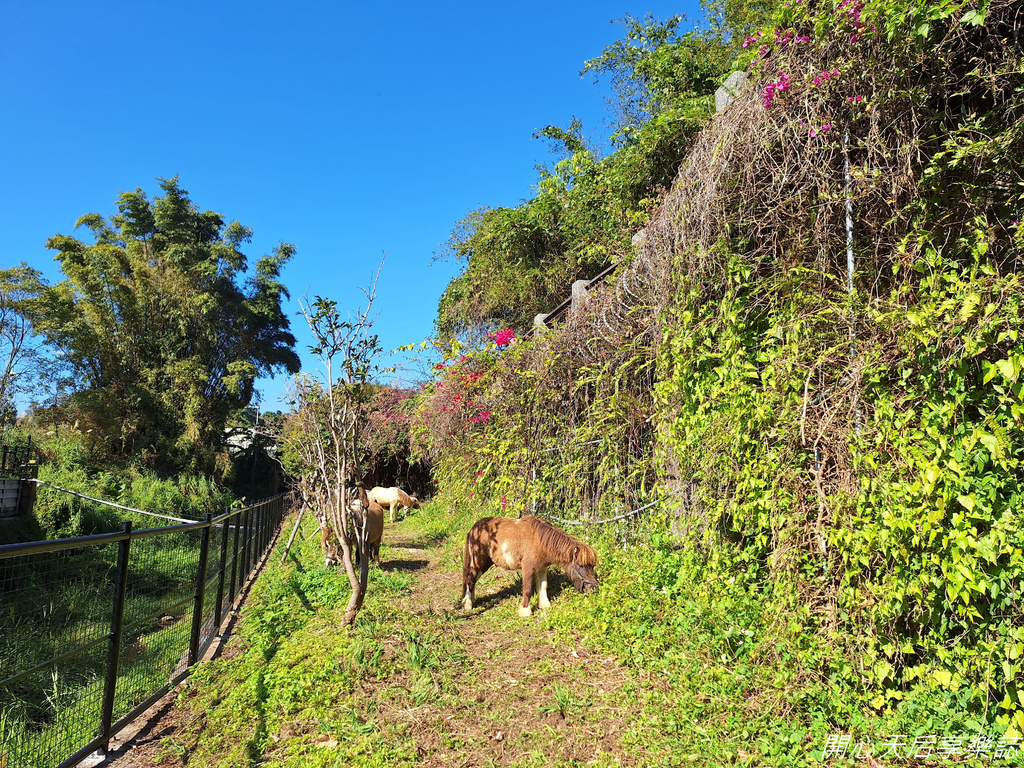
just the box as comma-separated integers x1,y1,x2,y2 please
1,0,701,412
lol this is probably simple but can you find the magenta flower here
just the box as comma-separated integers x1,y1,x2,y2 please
488,327,516,347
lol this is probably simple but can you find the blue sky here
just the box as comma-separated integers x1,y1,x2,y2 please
1,0,701,412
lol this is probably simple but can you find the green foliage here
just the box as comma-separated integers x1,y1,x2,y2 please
580,13,737,136
26,430,233,539
434,14,745,347
0,263,48,423
423,0,1024,747
649,0,1024,739
34,177,300,475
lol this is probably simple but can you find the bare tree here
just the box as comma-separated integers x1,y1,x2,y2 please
287,263,382,625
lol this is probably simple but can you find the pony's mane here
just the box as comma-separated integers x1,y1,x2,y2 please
528,517,598,566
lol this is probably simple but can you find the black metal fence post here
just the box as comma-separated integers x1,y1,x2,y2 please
187,512,213,666
228,508,241,605
240,507,252,578
214,506,230,633
98,521,132,755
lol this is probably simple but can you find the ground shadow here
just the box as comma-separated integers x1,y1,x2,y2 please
389,531,450,550
454,569,575,618
378,557,429,572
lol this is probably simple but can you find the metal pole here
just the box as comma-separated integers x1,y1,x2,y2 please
214,506,230,632
228,508,241,605
98,521,132,755
240,506,252,578
845,130,862,433
187,512,213,666
845,131,855,299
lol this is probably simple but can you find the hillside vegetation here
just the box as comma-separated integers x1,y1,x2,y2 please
57,0,1024,764
413,0,1024,750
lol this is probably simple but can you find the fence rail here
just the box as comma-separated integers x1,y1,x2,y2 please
0,494,286,768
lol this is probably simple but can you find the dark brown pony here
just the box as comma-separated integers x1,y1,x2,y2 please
322,486,384,567
461,516,599,617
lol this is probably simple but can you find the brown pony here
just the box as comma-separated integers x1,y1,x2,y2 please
322,487,384,566
461,516,599,617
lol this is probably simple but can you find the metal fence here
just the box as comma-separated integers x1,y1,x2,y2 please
0,494,286,768
0,438,40,476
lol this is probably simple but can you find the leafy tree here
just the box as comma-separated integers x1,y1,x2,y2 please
0,263,48,423
35,178,300,473
434,13,755,347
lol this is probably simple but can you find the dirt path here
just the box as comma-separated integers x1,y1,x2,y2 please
376,533,646,766
100,526,652,767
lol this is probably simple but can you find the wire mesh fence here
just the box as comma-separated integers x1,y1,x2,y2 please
0,494,285,768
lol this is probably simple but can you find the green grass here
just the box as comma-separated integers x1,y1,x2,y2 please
157,503,1022,767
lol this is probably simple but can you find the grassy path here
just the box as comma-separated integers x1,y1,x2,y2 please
108,510,672,768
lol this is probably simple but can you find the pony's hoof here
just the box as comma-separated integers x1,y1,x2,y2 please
461,598,473,611
518,606,533,618
538,600,551,610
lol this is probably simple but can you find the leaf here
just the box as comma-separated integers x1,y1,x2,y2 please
959,9,986,25
996,358,1019,383
959,292,981,321
874,660,893,682
982,361,998,384
979,433,1000,458
933,668,953,687
315,734,339,748
1009,709,1024,739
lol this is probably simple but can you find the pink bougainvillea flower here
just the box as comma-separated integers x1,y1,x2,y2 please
809,128,818,138
821,124,832,132
492,328,516,347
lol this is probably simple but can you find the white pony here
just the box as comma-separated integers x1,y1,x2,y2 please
367,486,420,523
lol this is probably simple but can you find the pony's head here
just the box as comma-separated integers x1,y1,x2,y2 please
345,484,368,513
322,525,340,568
568,544,599,594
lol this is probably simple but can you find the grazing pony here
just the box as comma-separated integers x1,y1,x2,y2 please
461,516,599,617
322,487,384,567
368,486,420,523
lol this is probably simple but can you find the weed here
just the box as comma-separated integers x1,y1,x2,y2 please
536,683,578,719
156,736,188,760
403,630,438,671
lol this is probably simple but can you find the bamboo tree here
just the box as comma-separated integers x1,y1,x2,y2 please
34,177,300,471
